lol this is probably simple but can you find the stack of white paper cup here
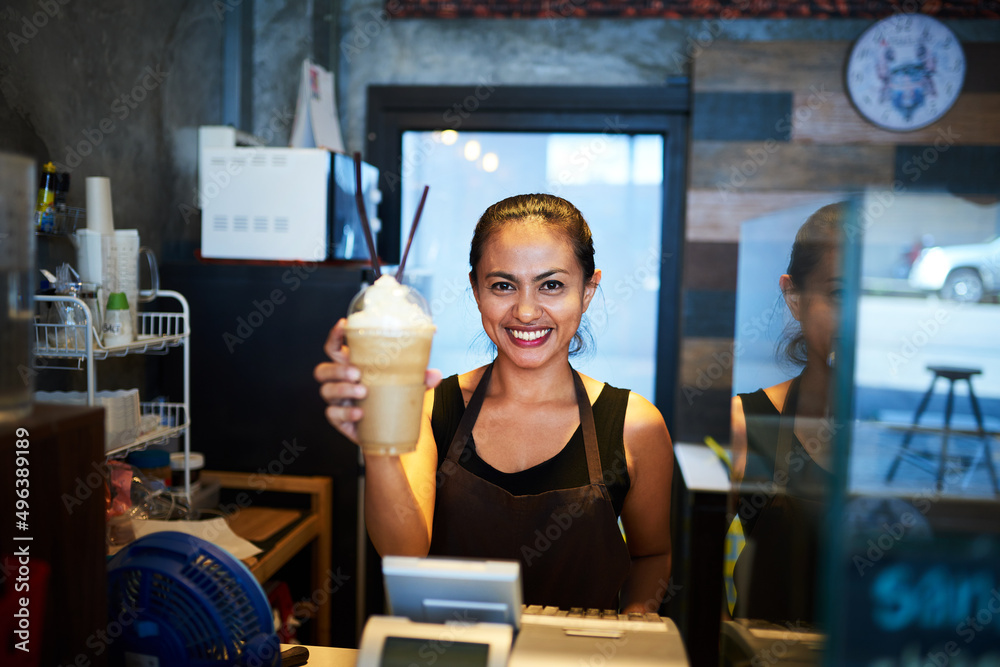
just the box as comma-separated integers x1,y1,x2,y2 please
86,177,115,235
75,229,104,284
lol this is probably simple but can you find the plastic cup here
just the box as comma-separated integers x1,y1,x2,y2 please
344,278,435,455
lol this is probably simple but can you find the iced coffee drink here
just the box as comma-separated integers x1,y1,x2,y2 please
345,275,435,455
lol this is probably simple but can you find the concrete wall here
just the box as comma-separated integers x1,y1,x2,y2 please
0,1,225,260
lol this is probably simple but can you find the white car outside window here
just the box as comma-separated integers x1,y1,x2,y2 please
908,236,1000,302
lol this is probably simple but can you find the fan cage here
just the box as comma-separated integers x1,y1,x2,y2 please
107,532,278,666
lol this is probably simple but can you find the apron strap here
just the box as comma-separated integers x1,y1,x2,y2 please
572,369,604,488
445,364,605,491
773,374,802,487
445,362,494,463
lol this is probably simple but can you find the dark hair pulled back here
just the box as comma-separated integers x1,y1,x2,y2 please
778,202,846,367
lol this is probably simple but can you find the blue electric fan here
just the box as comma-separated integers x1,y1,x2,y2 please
106,531,280,667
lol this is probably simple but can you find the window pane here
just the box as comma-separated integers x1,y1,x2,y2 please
399,131,664,400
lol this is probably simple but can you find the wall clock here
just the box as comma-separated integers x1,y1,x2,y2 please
846,14,965,132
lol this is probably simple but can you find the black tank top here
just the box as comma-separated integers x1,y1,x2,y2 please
733,384,830,624
431,374,632,517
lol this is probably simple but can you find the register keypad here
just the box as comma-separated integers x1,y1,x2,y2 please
520,605,669,632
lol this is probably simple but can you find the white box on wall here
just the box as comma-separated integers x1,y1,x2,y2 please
197,126,380,262
199,136,331,261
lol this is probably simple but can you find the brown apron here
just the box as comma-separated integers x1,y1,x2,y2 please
428,363,632,611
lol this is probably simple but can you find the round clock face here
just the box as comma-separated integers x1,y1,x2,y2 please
846,14,965,132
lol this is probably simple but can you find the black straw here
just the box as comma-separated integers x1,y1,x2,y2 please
396,185,428,285
353,152,381,279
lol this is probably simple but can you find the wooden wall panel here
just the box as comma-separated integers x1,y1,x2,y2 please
689,141,896,191
686,190,844,242
696,41,1000,95
692,92,793,141
683,290,737,338
894,145,1000,195
679,337,736,391
683,241,739,290
693,41,849,93
793,92,1000,145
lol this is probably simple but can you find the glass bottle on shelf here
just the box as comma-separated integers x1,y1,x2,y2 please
34,161,57,233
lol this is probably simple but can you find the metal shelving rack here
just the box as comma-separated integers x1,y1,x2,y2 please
33,289,193,497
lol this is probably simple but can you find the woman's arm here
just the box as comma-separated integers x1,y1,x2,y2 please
618,393,674,614
362,391,441,555
730,395,748,483
315,318,441,555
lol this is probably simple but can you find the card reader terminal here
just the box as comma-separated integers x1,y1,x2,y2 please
365,556,690,666
511,605,689,667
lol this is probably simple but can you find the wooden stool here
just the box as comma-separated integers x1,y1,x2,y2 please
885,366,998,495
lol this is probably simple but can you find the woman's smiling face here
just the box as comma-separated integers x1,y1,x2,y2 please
471,220,600,369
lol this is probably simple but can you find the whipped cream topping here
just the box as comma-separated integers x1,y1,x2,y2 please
347,274,434,330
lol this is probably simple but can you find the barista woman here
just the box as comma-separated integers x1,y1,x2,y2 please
729,202,844,624
315,194,674,613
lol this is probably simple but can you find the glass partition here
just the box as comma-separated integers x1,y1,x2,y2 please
725,191,1000,666
725,198,842,665
828,191,1000,666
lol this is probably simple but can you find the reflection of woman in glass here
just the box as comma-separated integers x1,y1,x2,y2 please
729,202,844,624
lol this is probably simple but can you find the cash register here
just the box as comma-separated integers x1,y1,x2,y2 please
356,556,690,667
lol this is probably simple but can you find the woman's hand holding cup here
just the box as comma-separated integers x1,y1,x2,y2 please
315,317,442,446
315,317,365,441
